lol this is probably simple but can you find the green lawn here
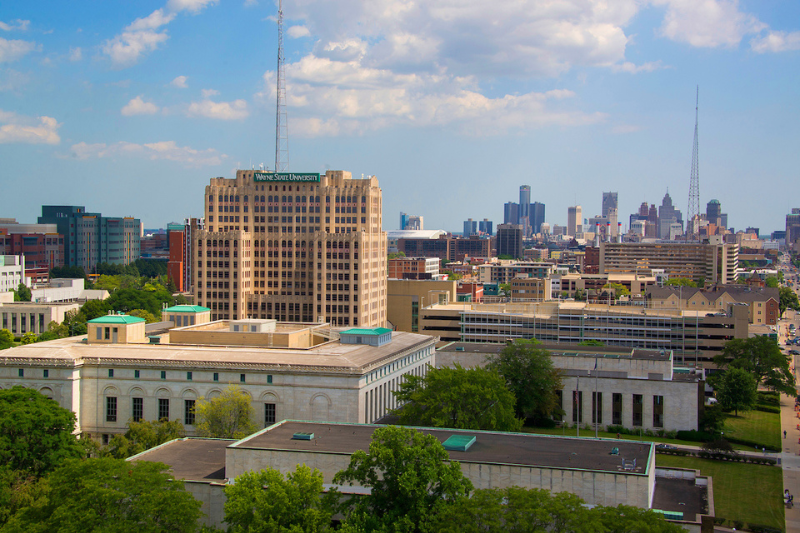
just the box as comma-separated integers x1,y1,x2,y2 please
656,455,784,531
723,408,781,450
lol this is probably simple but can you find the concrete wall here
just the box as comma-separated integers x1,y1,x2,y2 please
185,481,226,528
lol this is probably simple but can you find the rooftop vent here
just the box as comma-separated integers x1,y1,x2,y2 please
292,432,314,441
443,435,476,452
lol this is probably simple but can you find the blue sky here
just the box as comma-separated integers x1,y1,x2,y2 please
1,0,798,234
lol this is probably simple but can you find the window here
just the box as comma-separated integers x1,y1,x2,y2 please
18,369,23,378
187,371,193,381
240,373,246,383
135,370,140,379
104,327,110,340
106,397,117,422
213,372,219,382
161,371,166,380
108,369,114,378
102,434,110,446
267,375,273,384
572,391,583,423
592,392,602,424
185,399,196,425
632,394,643,427
612,393,622,425
132,397,143,422
43,369,49,378
158,399,170,421
96,327,102,340
265,403,276,425
653,396,664,428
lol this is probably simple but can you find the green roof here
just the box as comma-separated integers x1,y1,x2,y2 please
162,305,211,313
88,315,145,325
340,328,392,336
443,435,476,452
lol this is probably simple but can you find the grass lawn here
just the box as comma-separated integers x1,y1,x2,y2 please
724,408,781,451
656,455,784,531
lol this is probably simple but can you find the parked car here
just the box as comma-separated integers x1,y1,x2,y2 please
790,350,800,356
656,444,678,451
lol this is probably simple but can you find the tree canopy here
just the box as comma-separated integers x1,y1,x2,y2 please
780,286,800,315
332,425,473,532
195,385,256,439
0,387,85,476
1,458,202,533
716,367,758,416
486,339,563,422
765,276,780,288
0,329,14,349
601,282,630,298
13,284,31,302
665,277,697,287
392,364,522,431
224,465,332,533
103,419,185,459
713,336,796,396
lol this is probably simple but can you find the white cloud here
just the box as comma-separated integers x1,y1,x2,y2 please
170,75,188,88
68,47,82,61
200,88,219,98
0,109,60,145
186,98,249,120
751,30,800,53
0,20,30,32
653,0,766,48
121,95,160,116
0,36,39,63
166,0,218,14
102,9,174,67
288,25,311,38
70,140,226,167
610,60,666,73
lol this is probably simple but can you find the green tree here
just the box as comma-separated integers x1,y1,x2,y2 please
0,387,85,476
0,467,46,528
49,265,86,279
665,277,697,287
0,329,13,349
590,505,685,532
602,282,630,298
714,336,796,395
2,458,202,533
195,385,256,439
94,274,121,291
80,299,111,321
780,286,800,315
19,332,37,345
716,367,758,416
447,273,462,281
486,339,563,422
392,364,522,431
224,465,332,533
387,252,406,260
578,339,605,347
103,419,186,459
333,426,472,532
765,276,780,288
13,284,31,302
129,308,159,323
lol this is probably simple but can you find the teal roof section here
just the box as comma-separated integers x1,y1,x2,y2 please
162,305,211,313
88,315,145,325
341,327,392,336
443,435,476,452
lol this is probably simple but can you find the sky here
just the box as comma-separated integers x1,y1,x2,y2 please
0,0,798,235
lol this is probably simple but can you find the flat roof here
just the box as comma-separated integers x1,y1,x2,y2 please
234,421,651,475
88,314,145,324
438,342,671,361
162,305,210,313
130,438,232,481
652,477,707,519
0,330,435,374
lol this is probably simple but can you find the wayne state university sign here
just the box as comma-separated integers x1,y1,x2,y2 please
253,172,320,183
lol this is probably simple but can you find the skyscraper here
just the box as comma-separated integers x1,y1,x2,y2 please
602,192,618,217
496,224,523,259
463,218,478,237
657,192,683,240
567,206,582,236
530,202,545,234
194,169,387,327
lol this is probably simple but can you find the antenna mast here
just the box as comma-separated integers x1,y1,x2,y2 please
275,0,289,172
687,86,699,240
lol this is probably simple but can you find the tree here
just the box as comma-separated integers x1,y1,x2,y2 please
387,252,406,260
590,505,684,533
103,419,185,459
19,332,37,345
0,329,13,349
194,385,256,439
333,425,473,532
602,283,630,298
765,276,780,288
486,339,563,422
780,286,800,315
13,284,31,302
1,458,202,533
0,466,47,528
578,340,605,347
392,364,522,432
0,386,85,476
49,265,86,280
665,277,697,287
714,336,796,395
129,308,159,323
224,465,332,533
716,367,758,416
80,299,111,321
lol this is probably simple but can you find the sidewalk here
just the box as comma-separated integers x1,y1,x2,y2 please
781,392,800,533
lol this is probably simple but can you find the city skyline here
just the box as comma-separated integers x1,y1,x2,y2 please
1,1,799,233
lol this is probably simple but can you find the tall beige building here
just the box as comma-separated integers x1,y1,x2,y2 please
194,170,387,327
567,205,582,236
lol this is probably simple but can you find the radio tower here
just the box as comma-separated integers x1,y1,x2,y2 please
687,86,699,240
274,0,289,172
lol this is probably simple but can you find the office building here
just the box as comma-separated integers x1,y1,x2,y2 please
530,202,545,234
599,242,739,284
646,285,779,325
0,300,81,335
387,278,456,333
567,206,581,236
602,192,618,217
657,193,683,240
463,218,477,237
396,235,491,262
478,219,493,236
495,224,523,259
0,255,27,293
786,209,800,248
387,257,440,280
502,187,545,237
0,220,64,283
477,261,555,284
38,206,140,272
399,212,423,231
195,170,386,327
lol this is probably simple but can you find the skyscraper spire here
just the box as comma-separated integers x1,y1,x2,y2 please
687,86,699,240
274,0,289,172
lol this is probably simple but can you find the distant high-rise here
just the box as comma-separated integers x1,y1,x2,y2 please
463,218,478,237
567,205,582,236
602,192,618,217
400,212,409,230
479,219,493,235
519,186,531,219
400,212,423,230
786,208,800,246
503,186,543,237
657,192,683,240
496,224,523,259
530,202,545,234
504,202,519,225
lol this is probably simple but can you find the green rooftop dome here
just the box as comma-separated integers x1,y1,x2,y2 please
88,314,145,325
340,327,392,336
162,305,211,313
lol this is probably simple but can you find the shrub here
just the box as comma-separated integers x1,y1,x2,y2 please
676,430,714,442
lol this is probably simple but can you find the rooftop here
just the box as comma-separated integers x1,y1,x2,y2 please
438,342,672,361
234,421,652,475
130,438,232,481
88,314,145,325
162,305,211,313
